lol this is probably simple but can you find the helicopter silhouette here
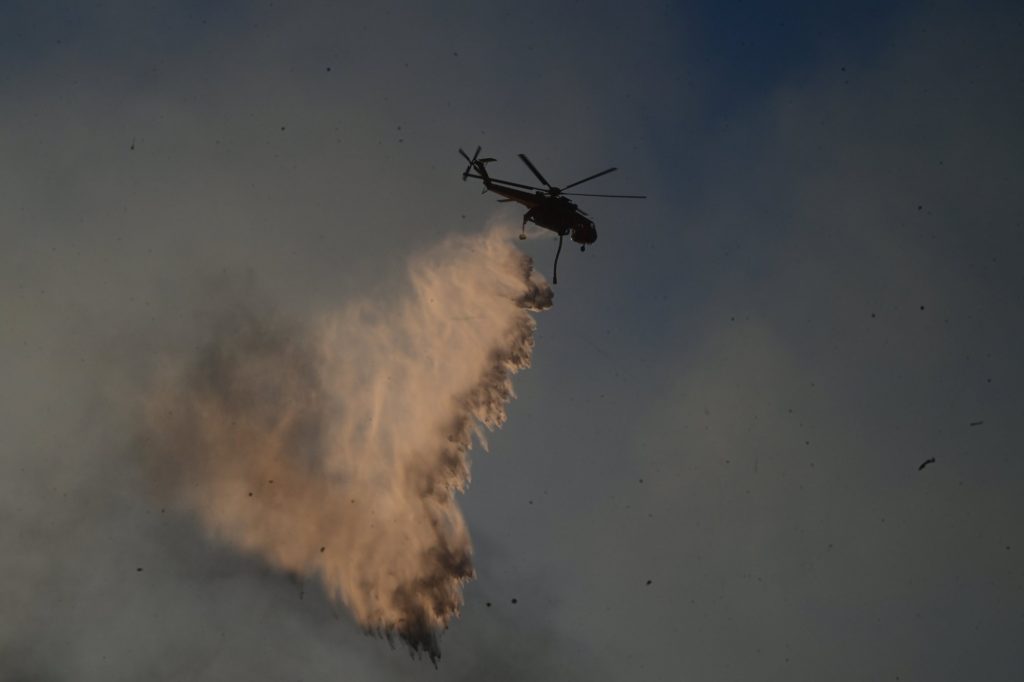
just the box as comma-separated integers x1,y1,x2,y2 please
460,146,645,283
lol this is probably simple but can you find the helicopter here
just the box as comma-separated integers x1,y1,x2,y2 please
459,146,645,283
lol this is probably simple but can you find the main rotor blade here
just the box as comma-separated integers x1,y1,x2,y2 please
560,167,617,191
487,177,545,191
561,192,646,199
459,148,472,162
518,154,552,188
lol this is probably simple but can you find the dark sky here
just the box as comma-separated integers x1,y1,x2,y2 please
2,1,1023,680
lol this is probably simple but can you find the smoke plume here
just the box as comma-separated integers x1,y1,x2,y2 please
145,228,552,663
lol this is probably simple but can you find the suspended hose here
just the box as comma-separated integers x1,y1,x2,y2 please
553,233,564,285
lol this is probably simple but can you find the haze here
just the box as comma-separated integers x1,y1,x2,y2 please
2,2,1022,680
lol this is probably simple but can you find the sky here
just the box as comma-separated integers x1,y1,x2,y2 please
2,1,1023,680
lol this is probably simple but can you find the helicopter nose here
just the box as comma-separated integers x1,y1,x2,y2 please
570,222,597,245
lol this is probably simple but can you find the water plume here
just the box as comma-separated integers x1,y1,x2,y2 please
145,228,552,663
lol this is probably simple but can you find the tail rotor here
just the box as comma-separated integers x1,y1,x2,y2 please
460,146,496,181
458,146,480,180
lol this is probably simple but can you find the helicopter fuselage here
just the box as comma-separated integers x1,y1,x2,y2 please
483,180,597,245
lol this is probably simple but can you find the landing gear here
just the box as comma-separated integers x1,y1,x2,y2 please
580,245,586,252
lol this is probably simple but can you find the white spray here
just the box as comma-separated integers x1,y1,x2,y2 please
146,228,552,662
